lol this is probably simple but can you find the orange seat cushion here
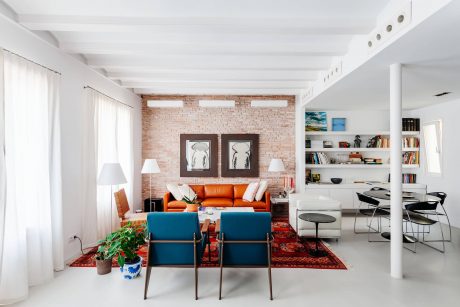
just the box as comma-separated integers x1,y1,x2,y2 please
234,198,267,209
233,184,249,199
204,184,234,198
201,198,233,207
168,200,187,209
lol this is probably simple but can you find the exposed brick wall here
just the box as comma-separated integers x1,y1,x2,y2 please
141,95,295,200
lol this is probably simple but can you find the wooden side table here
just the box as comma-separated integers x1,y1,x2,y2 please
271,197,289,217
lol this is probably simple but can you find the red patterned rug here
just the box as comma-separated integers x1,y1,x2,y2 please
69,217,347,270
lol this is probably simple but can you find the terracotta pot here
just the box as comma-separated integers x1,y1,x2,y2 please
186,203,198,212
95,257,112,275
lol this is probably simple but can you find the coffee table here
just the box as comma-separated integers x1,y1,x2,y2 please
299,213,336,257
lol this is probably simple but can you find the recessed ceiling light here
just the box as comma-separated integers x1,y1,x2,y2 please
434,92,451,97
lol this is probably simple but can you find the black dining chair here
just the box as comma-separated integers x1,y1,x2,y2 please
426,192,451,242
354,193,390,241
403,201,445,253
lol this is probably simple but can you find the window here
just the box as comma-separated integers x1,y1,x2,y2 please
423,120,442,175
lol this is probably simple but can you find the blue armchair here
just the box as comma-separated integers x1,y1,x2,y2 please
217,212,273,300
144,212,210,300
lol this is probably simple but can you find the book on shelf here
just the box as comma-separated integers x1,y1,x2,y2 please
402,137,420,148
402,173,417,183
402,118,420,131
402,151,419,164
305,152,331,164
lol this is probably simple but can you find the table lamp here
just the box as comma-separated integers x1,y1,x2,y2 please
98,163,127,232
268,158,285,197
141,159,161,212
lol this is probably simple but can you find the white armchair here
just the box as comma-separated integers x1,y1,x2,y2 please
289,193,342,239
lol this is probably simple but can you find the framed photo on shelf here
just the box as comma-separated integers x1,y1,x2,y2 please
332,118,346,131
221,134,259,177
312,173,321,183
305,112,327,131
180,134,218,177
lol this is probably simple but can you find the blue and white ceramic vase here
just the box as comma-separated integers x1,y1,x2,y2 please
120,256,142,279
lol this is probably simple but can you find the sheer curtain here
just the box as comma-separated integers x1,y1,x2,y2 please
81,89,133,244
0,51,63,304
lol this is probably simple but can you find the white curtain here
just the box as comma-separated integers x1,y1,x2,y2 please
81,89,133,244
0,51,64,304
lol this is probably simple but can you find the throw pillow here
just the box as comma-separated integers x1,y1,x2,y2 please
166,183,183,201
255,180,268,201
243,182,260,202
178,184,197,201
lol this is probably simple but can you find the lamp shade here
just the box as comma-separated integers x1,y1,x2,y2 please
268,158,285,172
97,163,127,185
141,159,161,174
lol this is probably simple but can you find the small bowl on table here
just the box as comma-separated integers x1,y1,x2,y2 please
330,178,343,184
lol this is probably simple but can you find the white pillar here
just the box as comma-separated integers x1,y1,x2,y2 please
294,94,305,193
390,63,403,279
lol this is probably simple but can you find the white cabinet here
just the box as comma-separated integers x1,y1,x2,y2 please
304,183,427,210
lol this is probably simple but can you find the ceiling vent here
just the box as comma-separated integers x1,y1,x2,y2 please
250,100,288,108
367,1,412,54
434,92,451,97
147,100,183,108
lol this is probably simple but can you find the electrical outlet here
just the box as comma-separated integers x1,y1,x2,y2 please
68,234,78,243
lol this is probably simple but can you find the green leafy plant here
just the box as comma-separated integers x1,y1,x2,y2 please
97,222,146,267
182,195,201,205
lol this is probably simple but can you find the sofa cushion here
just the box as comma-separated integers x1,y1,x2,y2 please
167,200,187,209
255,180,268,201
201,198,233,207
234,199,266,209
233,184,248,199
204,184,233,198
179,184,197,200
243,182,259,202
190,185,205,199
166,184,183,201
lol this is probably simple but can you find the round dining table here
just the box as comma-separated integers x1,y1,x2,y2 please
363,190,441,202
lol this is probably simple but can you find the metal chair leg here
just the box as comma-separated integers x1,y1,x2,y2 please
267,234,273,300
219,234,224,300
144,266,152,300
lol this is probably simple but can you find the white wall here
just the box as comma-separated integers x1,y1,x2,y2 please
0,15,142,260
408,99,460,228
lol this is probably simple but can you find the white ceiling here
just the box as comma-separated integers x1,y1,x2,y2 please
2,0,390,95
305,1,460,110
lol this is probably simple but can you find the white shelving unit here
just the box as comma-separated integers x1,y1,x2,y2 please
305,164,419,169
305,148,419,152
305,131,420,136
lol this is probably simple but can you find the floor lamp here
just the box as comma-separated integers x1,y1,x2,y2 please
97,163,127,232
268,158,285,197
141,159,161,212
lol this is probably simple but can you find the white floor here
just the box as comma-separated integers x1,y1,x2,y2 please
13,217,460,307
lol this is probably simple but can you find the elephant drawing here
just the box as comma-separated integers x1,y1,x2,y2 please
190,142,209,170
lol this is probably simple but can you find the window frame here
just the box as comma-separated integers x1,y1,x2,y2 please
422,119,443,177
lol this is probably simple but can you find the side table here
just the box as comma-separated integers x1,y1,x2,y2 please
271,197,289,217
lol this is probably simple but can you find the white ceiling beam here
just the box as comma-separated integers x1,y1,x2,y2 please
121,80,308,89
18,15,374,34
134,88,302,95
106,70,319,81
60,41,348,57
86,55,332,70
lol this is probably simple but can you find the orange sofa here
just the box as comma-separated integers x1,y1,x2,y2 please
163,184,270,212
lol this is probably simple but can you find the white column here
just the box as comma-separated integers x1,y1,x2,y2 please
390,63,403,279
294,94,305,193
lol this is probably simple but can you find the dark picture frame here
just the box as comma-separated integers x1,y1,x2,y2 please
221,134,259,177
180,134,218,177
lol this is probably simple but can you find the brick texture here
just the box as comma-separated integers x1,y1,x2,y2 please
141,95,295,200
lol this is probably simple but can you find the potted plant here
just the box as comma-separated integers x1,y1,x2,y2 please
103,222,146,279
182,195,201,212
95,238,113,275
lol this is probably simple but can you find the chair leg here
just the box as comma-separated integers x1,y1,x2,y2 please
219,234,224,300
195,266,198,300
267,234,273,300
144,266,152,300
193,233,198,300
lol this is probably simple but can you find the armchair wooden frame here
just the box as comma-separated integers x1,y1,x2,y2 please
144,219,210,300
217,232,274,300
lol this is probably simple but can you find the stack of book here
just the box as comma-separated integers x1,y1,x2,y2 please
402,118,420,131
403,152,419,164
402,173,417,183
402,137,420,148
306,152,331,164
364,158,383,164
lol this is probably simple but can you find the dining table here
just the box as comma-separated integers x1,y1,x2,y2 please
362,189,441,245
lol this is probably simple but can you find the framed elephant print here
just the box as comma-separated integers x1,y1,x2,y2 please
180,134,218,177
221,134,259,177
